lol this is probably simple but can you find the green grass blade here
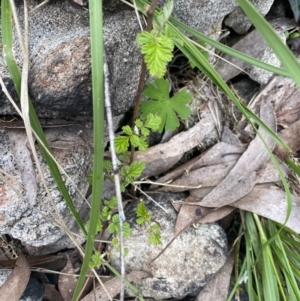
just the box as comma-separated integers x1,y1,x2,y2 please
235,0,300,88
286,158,300,177
1,0,86,233
169,17,290,78
71,0,104,299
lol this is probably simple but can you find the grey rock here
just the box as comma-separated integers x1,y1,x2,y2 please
110,192,227,299
0,124,92,254
159,0,237,38
225,0,275,34
20,276,44,301
215,18,295,84
0,0,141,118
0,270,12,286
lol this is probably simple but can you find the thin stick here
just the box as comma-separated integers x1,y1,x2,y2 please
103,59,126,301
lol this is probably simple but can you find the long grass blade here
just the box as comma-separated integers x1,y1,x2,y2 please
235,0,300,88
71,0,105,299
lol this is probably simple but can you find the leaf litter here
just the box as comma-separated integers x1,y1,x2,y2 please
138,72,300,298
0,253,30,301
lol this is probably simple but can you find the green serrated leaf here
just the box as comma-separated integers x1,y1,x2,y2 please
136,202,152,225
141,127,150,137
150,223,160,231
141,78,191,132
130,134,141,147
103,159,112,171
136,216,146,225
123,222,131,238
115,136,130,153
138,137,148,151
107,196,117,209
135,119,143,129
122,125,133,136
144,113,162,131
90,251,103,269
137,31,174,78
128,161,145,178
149,231,162,245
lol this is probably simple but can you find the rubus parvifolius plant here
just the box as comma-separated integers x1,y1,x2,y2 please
136,0,192,133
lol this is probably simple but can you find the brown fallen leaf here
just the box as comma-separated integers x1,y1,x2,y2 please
43,284,64,301
58,254,77,301
200,100,276,207
248,72,300,127
159,161,236,192
195,252,234,301
232,185,300,233
81,270,150,301
134,108,217,178
0,253,31,301
0,254,65,269
274,119,300,160
152,142,245,190
174,195,234,235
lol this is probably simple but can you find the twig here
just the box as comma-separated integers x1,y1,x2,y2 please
103,59,126,301
130,0,159,163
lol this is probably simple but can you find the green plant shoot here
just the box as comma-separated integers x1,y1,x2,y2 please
136,0,175,77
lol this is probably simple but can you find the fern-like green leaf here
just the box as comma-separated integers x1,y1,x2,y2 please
137,137,148,151
137,30,174,78
136,202,152,224
148,229,161,245
143,113,162,131
128,161,145,178
122,125,133,136
140,78,192,132
115,136,129,153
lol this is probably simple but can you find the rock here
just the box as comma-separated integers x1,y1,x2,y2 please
225,0,275,34
159,0,237,39
215,18,295,84
20,276,45,301
0,270,12,286
110,192,227,299
0,124,92,254
0,0,141,118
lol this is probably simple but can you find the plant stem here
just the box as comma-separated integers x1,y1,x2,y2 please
130,0,159,163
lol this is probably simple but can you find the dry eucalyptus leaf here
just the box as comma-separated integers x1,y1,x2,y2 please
248,72,300,127
159,161,236,192
152,142,245,189
135,115,216,177
0,253,30,301
195,252,234,301
200,100,276,207
232,185,300,233
274,119,300,160
58,254,77,301
0,254,65,269
188,160,286,200
43,284,64,301
81,271,150,301
175,196,234,235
